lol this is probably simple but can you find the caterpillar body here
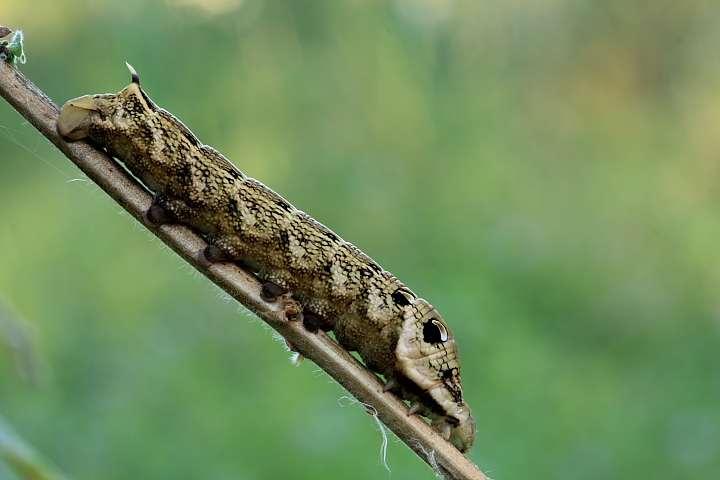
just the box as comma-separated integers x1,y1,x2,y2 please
57,64,476,452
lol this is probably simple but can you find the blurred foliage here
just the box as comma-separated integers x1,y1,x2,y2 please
0,293,40,386
1,0,720,479
0,413,70,480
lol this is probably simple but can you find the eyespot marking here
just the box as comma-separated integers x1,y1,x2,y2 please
423,318,449,344
391,288,416,306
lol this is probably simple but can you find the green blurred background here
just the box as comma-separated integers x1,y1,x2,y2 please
1,0,720,479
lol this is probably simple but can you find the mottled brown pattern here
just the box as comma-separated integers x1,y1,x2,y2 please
57,66,475,452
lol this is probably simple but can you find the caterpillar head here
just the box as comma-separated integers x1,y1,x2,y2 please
395,299,475,452
57,63,157,142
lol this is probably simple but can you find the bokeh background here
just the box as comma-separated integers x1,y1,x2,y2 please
2,0,720,479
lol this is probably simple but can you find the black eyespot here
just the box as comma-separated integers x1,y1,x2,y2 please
423,318,448,344
392,288,416,306
443,369,454,379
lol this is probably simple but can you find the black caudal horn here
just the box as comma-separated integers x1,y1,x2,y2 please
126,62,140,85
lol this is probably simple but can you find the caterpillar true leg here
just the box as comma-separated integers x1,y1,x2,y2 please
382,376,399,392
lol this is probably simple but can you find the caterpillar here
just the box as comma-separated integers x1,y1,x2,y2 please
56,64,476,453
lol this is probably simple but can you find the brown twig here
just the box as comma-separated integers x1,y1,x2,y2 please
0,57,490,480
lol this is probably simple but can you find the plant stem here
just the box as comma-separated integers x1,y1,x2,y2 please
0,58,490,480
